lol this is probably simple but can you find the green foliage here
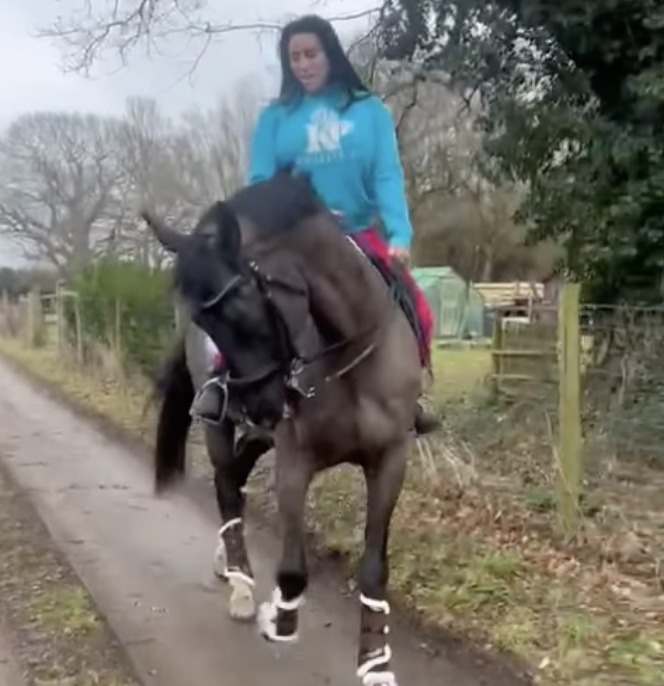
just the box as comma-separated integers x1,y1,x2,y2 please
378,0,664,302
67,259,174,376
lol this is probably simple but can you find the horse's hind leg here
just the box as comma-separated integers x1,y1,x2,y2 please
258,447,313,643
206,422,269,621
356,443,407,686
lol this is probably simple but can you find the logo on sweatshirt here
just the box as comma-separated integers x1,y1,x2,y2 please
304,107,354,156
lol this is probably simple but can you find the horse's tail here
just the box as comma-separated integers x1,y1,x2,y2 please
153,338,194,493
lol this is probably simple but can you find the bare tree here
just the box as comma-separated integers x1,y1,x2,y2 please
175,79,260,206
112,96,184,266
109,81,262,266
0,112,123,276
393,81,553,280
39,1,382,76
346,51,555,280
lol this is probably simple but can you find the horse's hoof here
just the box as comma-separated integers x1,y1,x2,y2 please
213,540,227,579
229,576,256,621
257,601,298,643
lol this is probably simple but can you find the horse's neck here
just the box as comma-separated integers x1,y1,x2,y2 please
287,220,390,343
243,215,390,346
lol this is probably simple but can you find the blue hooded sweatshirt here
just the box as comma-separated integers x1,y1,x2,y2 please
247,88,413,250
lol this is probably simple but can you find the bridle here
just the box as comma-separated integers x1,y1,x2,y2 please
197,262,300,394
194,257,395,422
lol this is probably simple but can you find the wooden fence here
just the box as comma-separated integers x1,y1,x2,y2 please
491,283,583,539
15,285,84,362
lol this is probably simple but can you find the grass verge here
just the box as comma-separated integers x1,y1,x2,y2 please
1,337,662,686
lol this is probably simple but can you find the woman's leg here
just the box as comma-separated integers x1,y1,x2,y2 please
350,229,433,367
191,336,228,423
350,228,440,435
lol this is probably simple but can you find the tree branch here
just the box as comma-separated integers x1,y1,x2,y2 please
38,1,384,75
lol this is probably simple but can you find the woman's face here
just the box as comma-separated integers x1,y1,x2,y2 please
288,32,330,94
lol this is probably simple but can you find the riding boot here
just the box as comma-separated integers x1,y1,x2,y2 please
414,400,441,435
190,374,225,422
414,367,441,435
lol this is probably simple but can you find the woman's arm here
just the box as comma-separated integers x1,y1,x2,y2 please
247,104,279,184
370,98,414,251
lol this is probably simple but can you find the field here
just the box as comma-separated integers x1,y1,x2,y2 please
430,345,492,400
0,311,663,686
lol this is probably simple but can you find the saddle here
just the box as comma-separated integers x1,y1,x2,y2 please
362,250,428,365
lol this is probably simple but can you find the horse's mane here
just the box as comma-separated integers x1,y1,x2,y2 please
183,171,387,349
200,171,327,237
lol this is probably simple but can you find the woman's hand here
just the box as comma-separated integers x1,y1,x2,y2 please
388,246,411,265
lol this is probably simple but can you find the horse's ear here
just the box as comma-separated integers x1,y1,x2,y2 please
141,210,186,253
210,202,241,263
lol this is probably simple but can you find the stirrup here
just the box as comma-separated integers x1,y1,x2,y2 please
190,374,229,425
414,394,441,435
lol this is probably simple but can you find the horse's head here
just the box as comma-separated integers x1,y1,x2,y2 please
142,202,295,430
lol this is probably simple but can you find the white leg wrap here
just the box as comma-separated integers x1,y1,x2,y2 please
257,587,304,643
360,594,390,614
213,519,254,586
213,537,228,578
358,595,394,685
213,519,256,620
357,645,392,680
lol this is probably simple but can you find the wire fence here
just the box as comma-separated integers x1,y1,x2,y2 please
431,288,664,542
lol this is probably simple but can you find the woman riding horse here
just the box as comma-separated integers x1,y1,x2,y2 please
193,14,440,435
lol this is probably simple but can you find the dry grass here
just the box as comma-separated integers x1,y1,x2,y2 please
0,337,155,439
1,333,663,686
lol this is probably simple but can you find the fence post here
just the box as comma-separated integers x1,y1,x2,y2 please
557,282,583,539
73,294,83,364
114,298,122,359
490,311,503,397
55,283,65,356
26,288,41,347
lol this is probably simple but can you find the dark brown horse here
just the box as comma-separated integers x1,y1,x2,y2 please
143,173,422,686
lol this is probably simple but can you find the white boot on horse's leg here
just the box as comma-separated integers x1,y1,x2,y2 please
213,536,228,579
258,587,302,643
357,652,398,686
213,522,257,621
214,518,241,579
357,597,398,686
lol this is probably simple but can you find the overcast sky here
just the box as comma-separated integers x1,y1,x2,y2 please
0,0,377,265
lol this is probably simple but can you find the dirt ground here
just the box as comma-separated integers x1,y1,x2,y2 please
0,461,139,686
0,357,531,686
0,623,25,686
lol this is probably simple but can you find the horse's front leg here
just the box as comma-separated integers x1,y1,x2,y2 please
357,442,407,686
206,422,269,621
258,443,314,643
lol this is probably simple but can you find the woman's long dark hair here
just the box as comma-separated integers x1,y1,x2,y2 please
278,14,370,108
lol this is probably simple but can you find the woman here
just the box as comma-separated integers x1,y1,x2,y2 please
194,14,440,434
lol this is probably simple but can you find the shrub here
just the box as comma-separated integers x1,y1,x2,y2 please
66,259,175,377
